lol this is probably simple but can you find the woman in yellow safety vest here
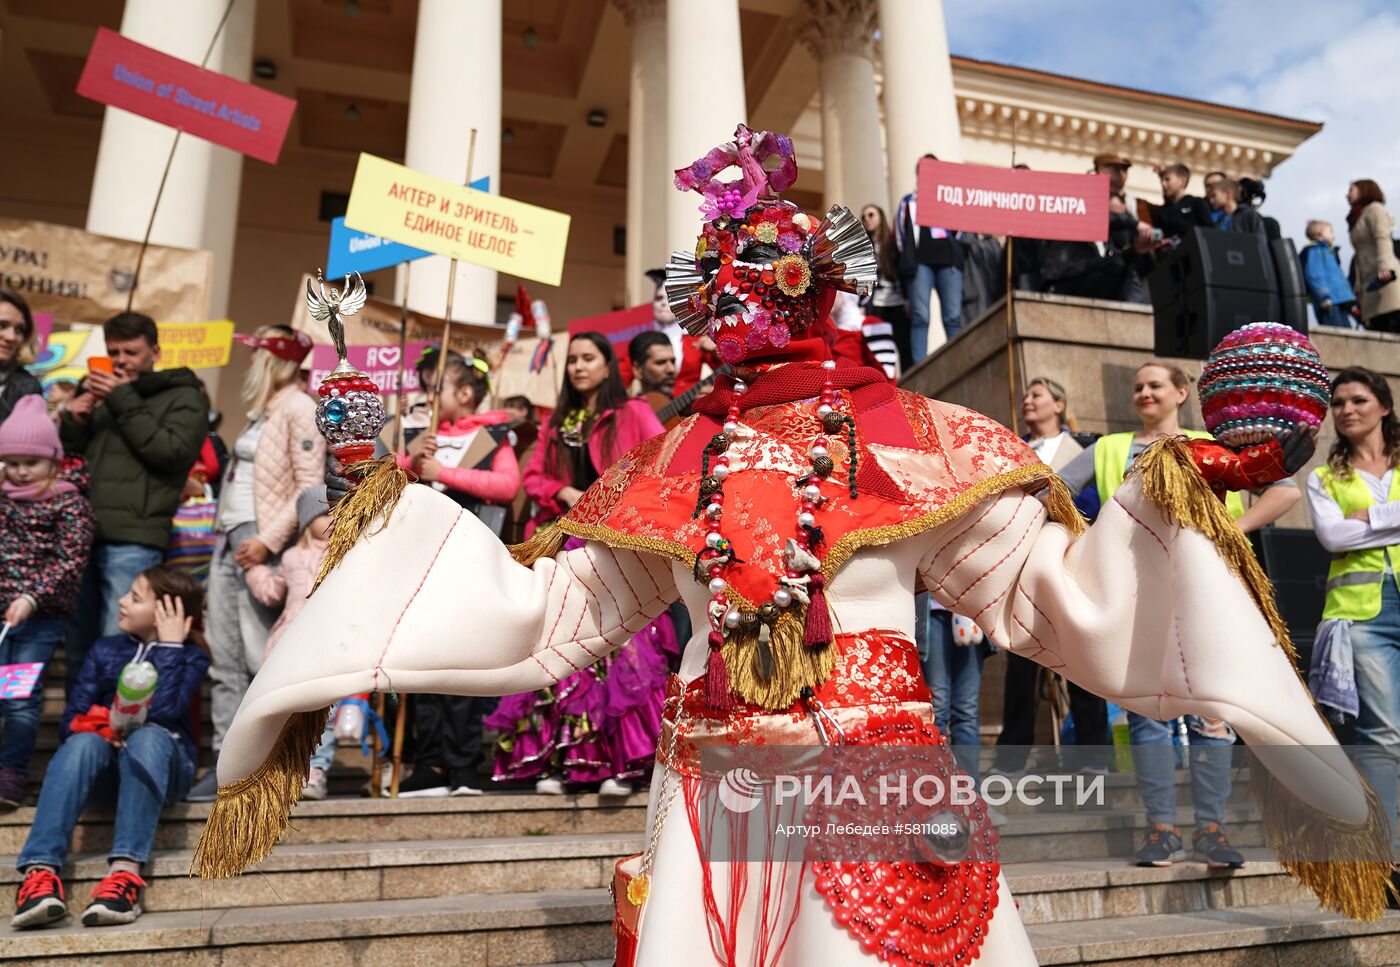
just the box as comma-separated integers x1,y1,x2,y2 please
1059,360,1300,869
1305,365,1400,868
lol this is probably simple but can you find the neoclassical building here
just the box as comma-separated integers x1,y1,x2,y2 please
2,0,1319,357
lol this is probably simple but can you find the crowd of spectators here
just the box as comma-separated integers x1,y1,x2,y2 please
3,158,1400,927
863,158,1400,373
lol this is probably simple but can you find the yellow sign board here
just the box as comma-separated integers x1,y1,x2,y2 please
344,153,570,286
157,319,234,370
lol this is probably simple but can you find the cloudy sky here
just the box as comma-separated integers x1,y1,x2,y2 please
944,0,1400,257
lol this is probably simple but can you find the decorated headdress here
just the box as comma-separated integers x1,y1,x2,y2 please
665,125,878,364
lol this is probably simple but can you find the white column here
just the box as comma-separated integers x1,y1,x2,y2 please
798,0,887,215
614,0,669,305
665,0,746,254
877,0,962,214
86,0,255,319
400,0,502,324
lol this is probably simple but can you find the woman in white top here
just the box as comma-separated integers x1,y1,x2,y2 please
990,377,1109,776
1305,365,1400,870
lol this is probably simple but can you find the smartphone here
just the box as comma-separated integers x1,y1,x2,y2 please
1366,276,1395,292
87,356,113,374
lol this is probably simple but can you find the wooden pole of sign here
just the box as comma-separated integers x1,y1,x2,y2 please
393,264,411,454
390,127,478,798
369,693,384,798
426,128,479,430
1004,115,1020,431
125,0,241,312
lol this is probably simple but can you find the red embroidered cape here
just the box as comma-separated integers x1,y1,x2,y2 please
559,381,1051,611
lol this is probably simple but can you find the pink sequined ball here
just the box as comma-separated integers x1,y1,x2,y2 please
1198,322,1329,449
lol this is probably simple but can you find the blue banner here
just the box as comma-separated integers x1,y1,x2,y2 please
326,175,490,279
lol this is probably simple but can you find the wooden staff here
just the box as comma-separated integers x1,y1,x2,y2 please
393,264,412,454
1004,115,1020,429
391,127,478,797
369,693,384,798
125,0,240,311
426,128,479,429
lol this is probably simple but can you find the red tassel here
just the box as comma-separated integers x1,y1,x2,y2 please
803,574,831,648
705,631,732,710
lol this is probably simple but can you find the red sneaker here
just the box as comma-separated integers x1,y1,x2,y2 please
11,867,67,929
81,870,146,927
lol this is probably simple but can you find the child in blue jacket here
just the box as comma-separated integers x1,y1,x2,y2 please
11,566,210,930
1300,219,1359,328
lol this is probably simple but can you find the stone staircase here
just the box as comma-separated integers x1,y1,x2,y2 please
7,665,1398,965
0,774,1396,966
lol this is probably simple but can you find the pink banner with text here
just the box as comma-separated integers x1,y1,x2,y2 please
915,160,1110,242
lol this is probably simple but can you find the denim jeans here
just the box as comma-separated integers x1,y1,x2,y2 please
1128,712,1234,828
207,525,277,752
906,264,964,362
916,595,985,780
1349,579,1400,855
66,543,164,695
1315,303,1360,329
0,618,65,774
309,704,339,774
17,725,194,870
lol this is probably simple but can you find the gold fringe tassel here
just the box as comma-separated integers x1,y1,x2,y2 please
509,522,569,568
1249,758,1395,920
313,458,413,594
1042,473,1087,538
1135,437,1393,918
722,606,838,709
190,708,331,879
1133,437,1296,666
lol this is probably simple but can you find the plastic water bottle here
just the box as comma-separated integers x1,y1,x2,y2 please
531,299,552,341
1109,704,1133,774
335,698,366,743
109,661,158,735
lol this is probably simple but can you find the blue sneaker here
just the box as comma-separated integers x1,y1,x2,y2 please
1135,823,1185,867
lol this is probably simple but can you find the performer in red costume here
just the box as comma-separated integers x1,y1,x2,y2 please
196,127,1393,966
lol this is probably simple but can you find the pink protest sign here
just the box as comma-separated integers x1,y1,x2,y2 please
0,663,44,700
77,28,296,165
308,342,430,395
915,160,1110,242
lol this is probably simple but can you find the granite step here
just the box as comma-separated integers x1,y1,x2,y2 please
2,888,1396,965
0,788,1264,860
0,888,616,966
0,832,640,913
0,836,1311,923
1027,902,1400,965
0,792,650,854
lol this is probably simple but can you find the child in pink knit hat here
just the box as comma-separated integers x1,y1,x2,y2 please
0,394,96,809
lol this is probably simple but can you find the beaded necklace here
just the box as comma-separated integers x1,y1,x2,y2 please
695,358,848,710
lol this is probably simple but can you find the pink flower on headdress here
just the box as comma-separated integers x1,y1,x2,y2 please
716,334,746,363
767,322,791,348
778,229,804,253
673,124,799,218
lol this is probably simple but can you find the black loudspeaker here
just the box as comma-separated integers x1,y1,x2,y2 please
1270,237,1311,331
1249,527,1331,672
1149,227,1295,358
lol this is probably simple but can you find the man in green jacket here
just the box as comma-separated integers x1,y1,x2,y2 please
60,312,206,694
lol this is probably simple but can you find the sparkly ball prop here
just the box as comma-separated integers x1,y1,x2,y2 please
1198,322,1329,449
316,371,388,465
